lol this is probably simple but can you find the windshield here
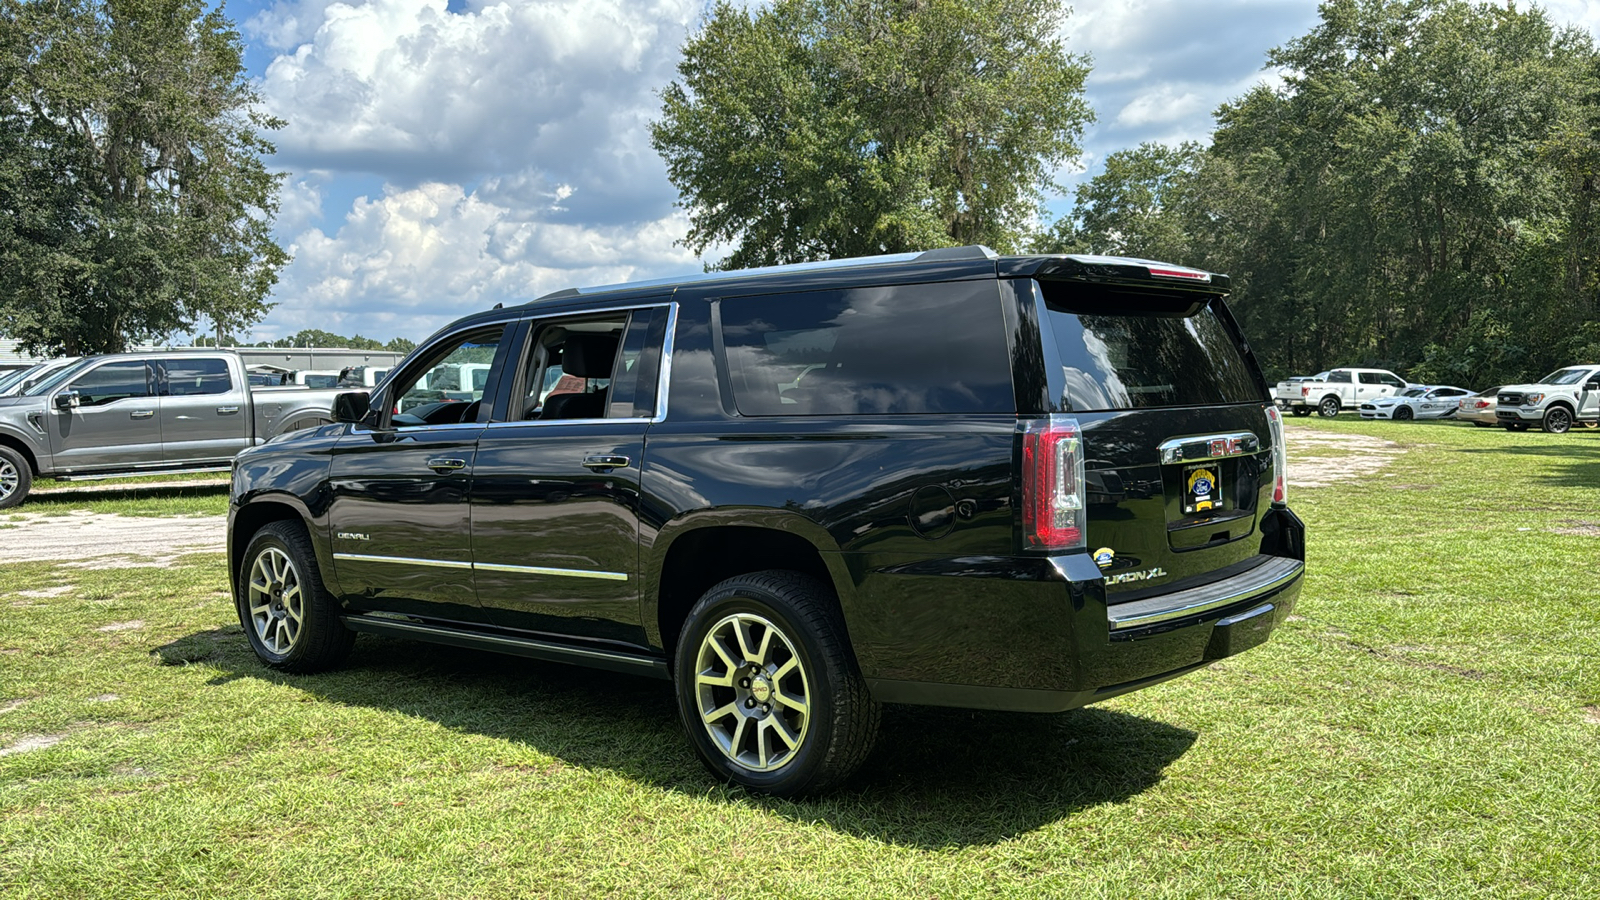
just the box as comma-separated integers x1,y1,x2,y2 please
0,364,41,393
1535,368,1595,386
1401,388,1427,397
23,359,92,395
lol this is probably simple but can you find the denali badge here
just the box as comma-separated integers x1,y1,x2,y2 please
1104,567,1167,586
336,532,370,542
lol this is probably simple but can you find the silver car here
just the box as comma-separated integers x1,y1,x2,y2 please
1455,386,1500,427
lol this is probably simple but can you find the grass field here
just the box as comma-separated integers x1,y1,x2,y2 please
1,416,1597,898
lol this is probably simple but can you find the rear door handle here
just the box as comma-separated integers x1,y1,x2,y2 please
130,410,154,419
426,458,467,473
217,406,240,414
582,455,631,471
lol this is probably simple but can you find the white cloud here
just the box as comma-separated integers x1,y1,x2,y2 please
259,180,703,342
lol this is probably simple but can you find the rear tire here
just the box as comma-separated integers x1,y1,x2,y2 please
0,446,31,510
1291,407,1313,418
1318,397,1341,418
1472,421,1492,428
673,570,879,796
1505,423,1529,432
237,520,354,673
1542,406,1573,434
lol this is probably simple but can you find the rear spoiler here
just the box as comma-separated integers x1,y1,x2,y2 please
998,254,1231,294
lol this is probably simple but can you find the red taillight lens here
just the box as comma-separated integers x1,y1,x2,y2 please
1021,416,1086,551
1301,385,1311,398
1265,405,1288,505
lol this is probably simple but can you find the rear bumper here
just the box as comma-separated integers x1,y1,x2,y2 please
861,507,1307,713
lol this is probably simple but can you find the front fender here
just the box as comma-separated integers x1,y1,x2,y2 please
0,416,52,473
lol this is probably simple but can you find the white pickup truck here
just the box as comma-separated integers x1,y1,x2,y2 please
0,350,344,508
1274,367,1409,417
1494,365,1600,433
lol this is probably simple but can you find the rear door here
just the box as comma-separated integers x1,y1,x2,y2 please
47,359,163,470
1030,278,1279,597
157,356,250,463
469,304,669,647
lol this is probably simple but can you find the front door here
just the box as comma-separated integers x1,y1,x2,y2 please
48,359,162,470
157,356,250,463
471,305,668,648
325,324,510,624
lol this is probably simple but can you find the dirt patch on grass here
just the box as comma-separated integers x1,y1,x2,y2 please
15,585,76,598
0,511,223,566
0,733,67,756
1550,521,1600,537
1285,426,1406,488
96,621,144,633
1585,706,1600,725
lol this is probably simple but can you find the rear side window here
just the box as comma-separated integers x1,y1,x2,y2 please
1040,284,1261,411
716,282,1014,416
163,358,233,396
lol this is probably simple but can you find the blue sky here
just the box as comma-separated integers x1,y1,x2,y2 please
220,0,1600,344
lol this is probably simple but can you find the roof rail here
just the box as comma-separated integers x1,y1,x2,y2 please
914,245,997,262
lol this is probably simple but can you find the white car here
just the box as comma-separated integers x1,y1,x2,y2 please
1359,385,1472,421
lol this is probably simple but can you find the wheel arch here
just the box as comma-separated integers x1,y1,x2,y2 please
646,516,850,659
229,495,323,597
0,431,39,476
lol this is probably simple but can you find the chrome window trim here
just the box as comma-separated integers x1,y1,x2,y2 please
334,552,628,582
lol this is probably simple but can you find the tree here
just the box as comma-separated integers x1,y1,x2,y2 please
651,0,1093,268
0,0,287,356
1071,141,1205,262
384,336,416,354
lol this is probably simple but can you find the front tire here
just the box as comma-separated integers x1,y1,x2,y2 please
1291,407,1313,418
674,571,880,796
237,520,354,673
1318,397,1341,418
1543,407,1573,434
1393,406,1414,421
1505,422,1530,432
0,446,31,510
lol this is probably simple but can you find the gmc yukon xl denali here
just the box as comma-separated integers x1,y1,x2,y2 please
0,351,339,509
228,247,1306,795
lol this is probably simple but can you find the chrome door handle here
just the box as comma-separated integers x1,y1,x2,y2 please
130,410,154,419
217,406,240,414
426,457,467,473
582,455,631,471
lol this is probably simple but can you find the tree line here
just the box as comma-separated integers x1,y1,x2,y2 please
656,0,1600,387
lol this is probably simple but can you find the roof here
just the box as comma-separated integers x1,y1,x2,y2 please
523,246,1229,306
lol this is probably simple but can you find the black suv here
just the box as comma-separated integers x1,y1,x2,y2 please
229,247,1305,795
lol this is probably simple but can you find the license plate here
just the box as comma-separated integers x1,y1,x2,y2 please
1183,463,1223,514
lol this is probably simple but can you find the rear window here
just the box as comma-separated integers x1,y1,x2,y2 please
1040,285,1261,411
717,282,1014,416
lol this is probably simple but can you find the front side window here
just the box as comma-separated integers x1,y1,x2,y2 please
389,326,506,426
717,283,1014,416
162,358,233,396
69,361,152,407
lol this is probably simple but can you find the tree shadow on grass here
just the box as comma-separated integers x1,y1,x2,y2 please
1450,439,1600,489
155,627,1196,849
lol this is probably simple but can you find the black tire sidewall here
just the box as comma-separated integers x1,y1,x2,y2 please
0,445,31,510
1395,407,1413,421
673,583,839,795
1544,408,1572,434
237,521,343,670
1319,398,1340,417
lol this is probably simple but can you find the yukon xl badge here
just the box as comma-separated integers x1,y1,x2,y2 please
1104,567,1167,586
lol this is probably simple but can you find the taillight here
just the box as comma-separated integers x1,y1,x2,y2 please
1301,385,1312,398
1021,415,1086,551
1265,405,1288,506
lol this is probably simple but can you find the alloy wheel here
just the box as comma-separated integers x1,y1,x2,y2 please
1546,408,1572,434
0,458,16,501
693,612,810,772
247,547,305,655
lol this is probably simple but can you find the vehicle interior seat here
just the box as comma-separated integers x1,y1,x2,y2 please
539,333,618,420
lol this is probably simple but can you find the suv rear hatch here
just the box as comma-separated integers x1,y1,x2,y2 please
1016,258,1285,609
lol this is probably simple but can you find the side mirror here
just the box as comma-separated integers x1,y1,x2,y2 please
333,391,371,424
1586,381,1599,393
53,390,80,410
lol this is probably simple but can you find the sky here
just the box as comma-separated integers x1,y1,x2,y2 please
221,0,1600,345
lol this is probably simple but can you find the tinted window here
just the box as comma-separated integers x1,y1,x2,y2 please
71,361,151,406
1326,371,1352,383
1359,372,1386,384
163,358,233,396
717,283,1014,416
1041,292,1261,410
394,327,506,420
1380,374,1405,387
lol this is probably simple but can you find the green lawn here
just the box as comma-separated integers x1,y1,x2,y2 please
1,417,1597,898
